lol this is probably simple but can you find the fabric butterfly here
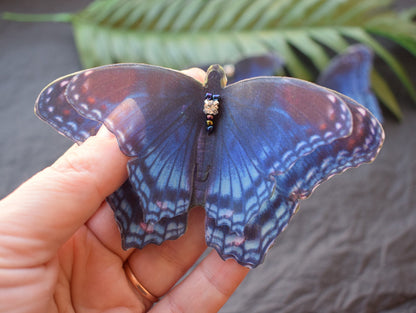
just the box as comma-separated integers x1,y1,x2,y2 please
35,63,384,268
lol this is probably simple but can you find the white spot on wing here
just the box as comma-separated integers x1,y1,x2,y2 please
67,121,77,131
324,131,334,139
357,107,366,116
80,103,88,111
79,130,89,138
91,109,103,119
327,94,337,103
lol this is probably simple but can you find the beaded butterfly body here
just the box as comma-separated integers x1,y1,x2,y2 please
36,63,384,268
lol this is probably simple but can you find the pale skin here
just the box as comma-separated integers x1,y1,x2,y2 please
0,68,249,313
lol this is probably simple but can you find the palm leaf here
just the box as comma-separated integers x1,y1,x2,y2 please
3,0,416,119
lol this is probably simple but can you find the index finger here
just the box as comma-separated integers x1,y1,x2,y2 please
0,127,129,261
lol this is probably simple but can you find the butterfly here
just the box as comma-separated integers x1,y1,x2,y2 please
35,63,384,268
317,44,383,123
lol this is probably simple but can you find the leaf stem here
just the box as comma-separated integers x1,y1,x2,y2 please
2,12,73,23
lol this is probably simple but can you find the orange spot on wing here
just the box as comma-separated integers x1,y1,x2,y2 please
87,96,96,104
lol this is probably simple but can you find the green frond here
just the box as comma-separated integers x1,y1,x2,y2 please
366,15,416,57
307,29,350,53
284,30,330,71
278,0,322,27
371,70,403,120
260,33,313,80
303,1,352,25
335,0,392,25
251,0,293,29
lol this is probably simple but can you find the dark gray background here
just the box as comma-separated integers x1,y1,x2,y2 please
1,1,415,312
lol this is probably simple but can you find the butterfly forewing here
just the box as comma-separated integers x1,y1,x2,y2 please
35,73,101,143
278,92,384,200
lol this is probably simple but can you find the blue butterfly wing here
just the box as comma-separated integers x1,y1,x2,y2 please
35,72,180,246
206,196,299,268
107,181,188,248
65,64,204,224
35,73,101,143
276,93,384,200
36,64,204,249
318,44,383,123
205,77,353,237
206,90,384,267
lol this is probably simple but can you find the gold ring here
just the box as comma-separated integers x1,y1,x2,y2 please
124,261,159,303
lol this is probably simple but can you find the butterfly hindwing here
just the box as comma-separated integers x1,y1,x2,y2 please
206,196,298,268
107,180,188,248
65,64,204,224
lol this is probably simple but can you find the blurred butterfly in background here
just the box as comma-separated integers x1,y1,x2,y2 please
318,44,383,123
35,59,384,268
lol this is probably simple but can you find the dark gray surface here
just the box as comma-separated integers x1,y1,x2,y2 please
1,1,415,312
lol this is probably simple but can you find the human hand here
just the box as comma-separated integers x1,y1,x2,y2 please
0,68,249,313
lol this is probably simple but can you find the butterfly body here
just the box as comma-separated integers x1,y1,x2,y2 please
35,63,384,268
202,65,227,134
